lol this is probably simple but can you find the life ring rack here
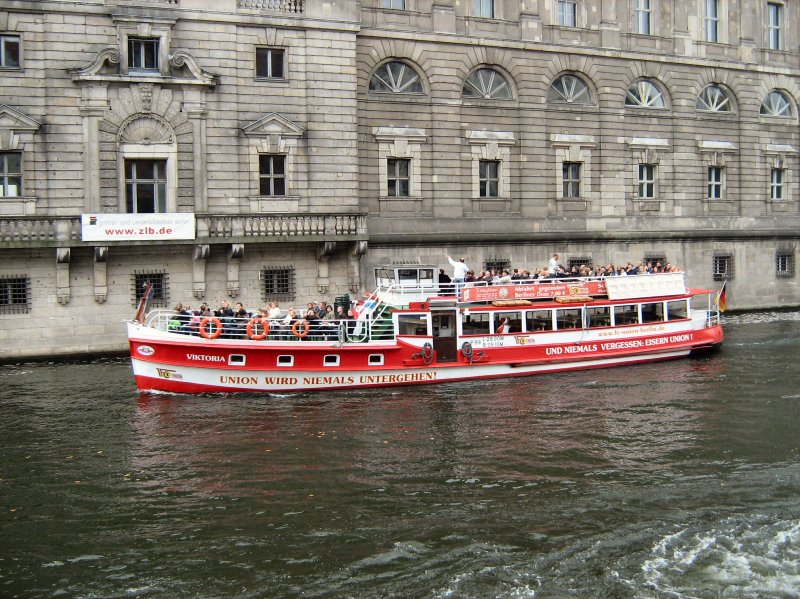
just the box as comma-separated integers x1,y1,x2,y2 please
246,317,269,340
199,317,223,339
292,320,310,338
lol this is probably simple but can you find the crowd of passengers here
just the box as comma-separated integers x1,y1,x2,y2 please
447,258,682,287
168,299,358,340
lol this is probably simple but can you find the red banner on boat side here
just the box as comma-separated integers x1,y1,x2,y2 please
460,281,607,302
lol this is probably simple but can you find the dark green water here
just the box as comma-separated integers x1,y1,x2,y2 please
1,311,799,598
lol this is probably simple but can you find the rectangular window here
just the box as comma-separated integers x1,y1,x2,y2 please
704,0,719,42
557,0,578,26
712,254,733,281
380,0,406,8
562,162,581,198
474,0,494,18
128,37,159,71
259,154,287,196
776,252,795,277
0,275,30,314
125,159,167,213
0,152,22,197
262,266,294,300
770,168,785,200
0,34,21,68
484,258,511,273
768,2,782,50
387,158,410,197
707,166,724,199
133,271,168,307
255,47,285,79
634,0,652,34
479,160,499,197
776,251,795,278
638,164,656,199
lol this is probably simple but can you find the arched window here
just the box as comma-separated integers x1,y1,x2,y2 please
760,90,793,117
625,80,666,108
548,74,592,104
696,85,732,112
369,61,424,94
462,68,512,100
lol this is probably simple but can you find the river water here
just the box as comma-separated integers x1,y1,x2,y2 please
1,311,799,598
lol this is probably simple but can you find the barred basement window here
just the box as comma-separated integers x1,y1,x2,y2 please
0,275,30,314
133,271,169,307
712,254,734,281
484,258,510,273
643,253,667,269
262,266,294,301
567,256,593,271
776,251,795,278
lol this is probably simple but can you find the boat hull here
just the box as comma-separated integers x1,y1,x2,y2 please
128,321,723,394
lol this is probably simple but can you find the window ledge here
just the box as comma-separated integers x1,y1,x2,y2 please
0,196,37,217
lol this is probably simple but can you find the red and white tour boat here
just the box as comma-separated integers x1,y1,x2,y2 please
127,265,724,394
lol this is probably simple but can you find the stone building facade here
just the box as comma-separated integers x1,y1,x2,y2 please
0,0,798,359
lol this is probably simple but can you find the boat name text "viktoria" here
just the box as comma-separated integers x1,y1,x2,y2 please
545,333,693,355
219,372,438,387
187,354,226,362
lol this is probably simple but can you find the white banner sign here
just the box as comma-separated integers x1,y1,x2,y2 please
81,213,196,242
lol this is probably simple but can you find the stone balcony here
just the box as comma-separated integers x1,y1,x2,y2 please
0,213,368,248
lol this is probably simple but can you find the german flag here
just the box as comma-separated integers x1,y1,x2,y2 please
716,280,727,313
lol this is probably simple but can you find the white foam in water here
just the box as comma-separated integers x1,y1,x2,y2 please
642,517,800,597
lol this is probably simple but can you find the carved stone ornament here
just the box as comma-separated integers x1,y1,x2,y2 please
68,46,122,77
169,50,216,86
117,114,175,145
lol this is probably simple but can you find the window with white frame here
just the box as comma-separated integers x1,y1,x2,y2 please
0,34,20,68
770,167,786,200
462,68,512,100
548,74,592,104
707,166,724,199
259,154,287,196
474,0,494,18
0,152,22,197
638,164,656,199
712,254,733,280
369,61,424,94
557,0,578,26
380,0,406,8
776,251,795,277
760,90,793,117
625,80,666,108
634,0,652,35
387,158,410,197
704,0,720,42
255,48,285,79
563,162,581,198
479,160,500,198
125,159,167,213
128,37,159,71
697,85,732,112
768,2,782,50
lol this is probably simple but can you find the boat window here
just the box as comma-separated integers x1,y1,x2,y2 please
555,307,582,330
641,302,664,323
586,306,611,327
369,354,384,365
666,299,688,320
463,311,491,335
324,354,340,366
526,309,553,331
419,268,434,285
398,268,419,286
397,313,428,336
277,355,294,367
614,304,639,325
494,311,521,334
228,354,246,366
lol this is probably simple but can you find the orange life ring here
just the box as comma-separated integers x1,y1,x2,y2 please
199,316,223,339
292,320,310,338
246,317,269,340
